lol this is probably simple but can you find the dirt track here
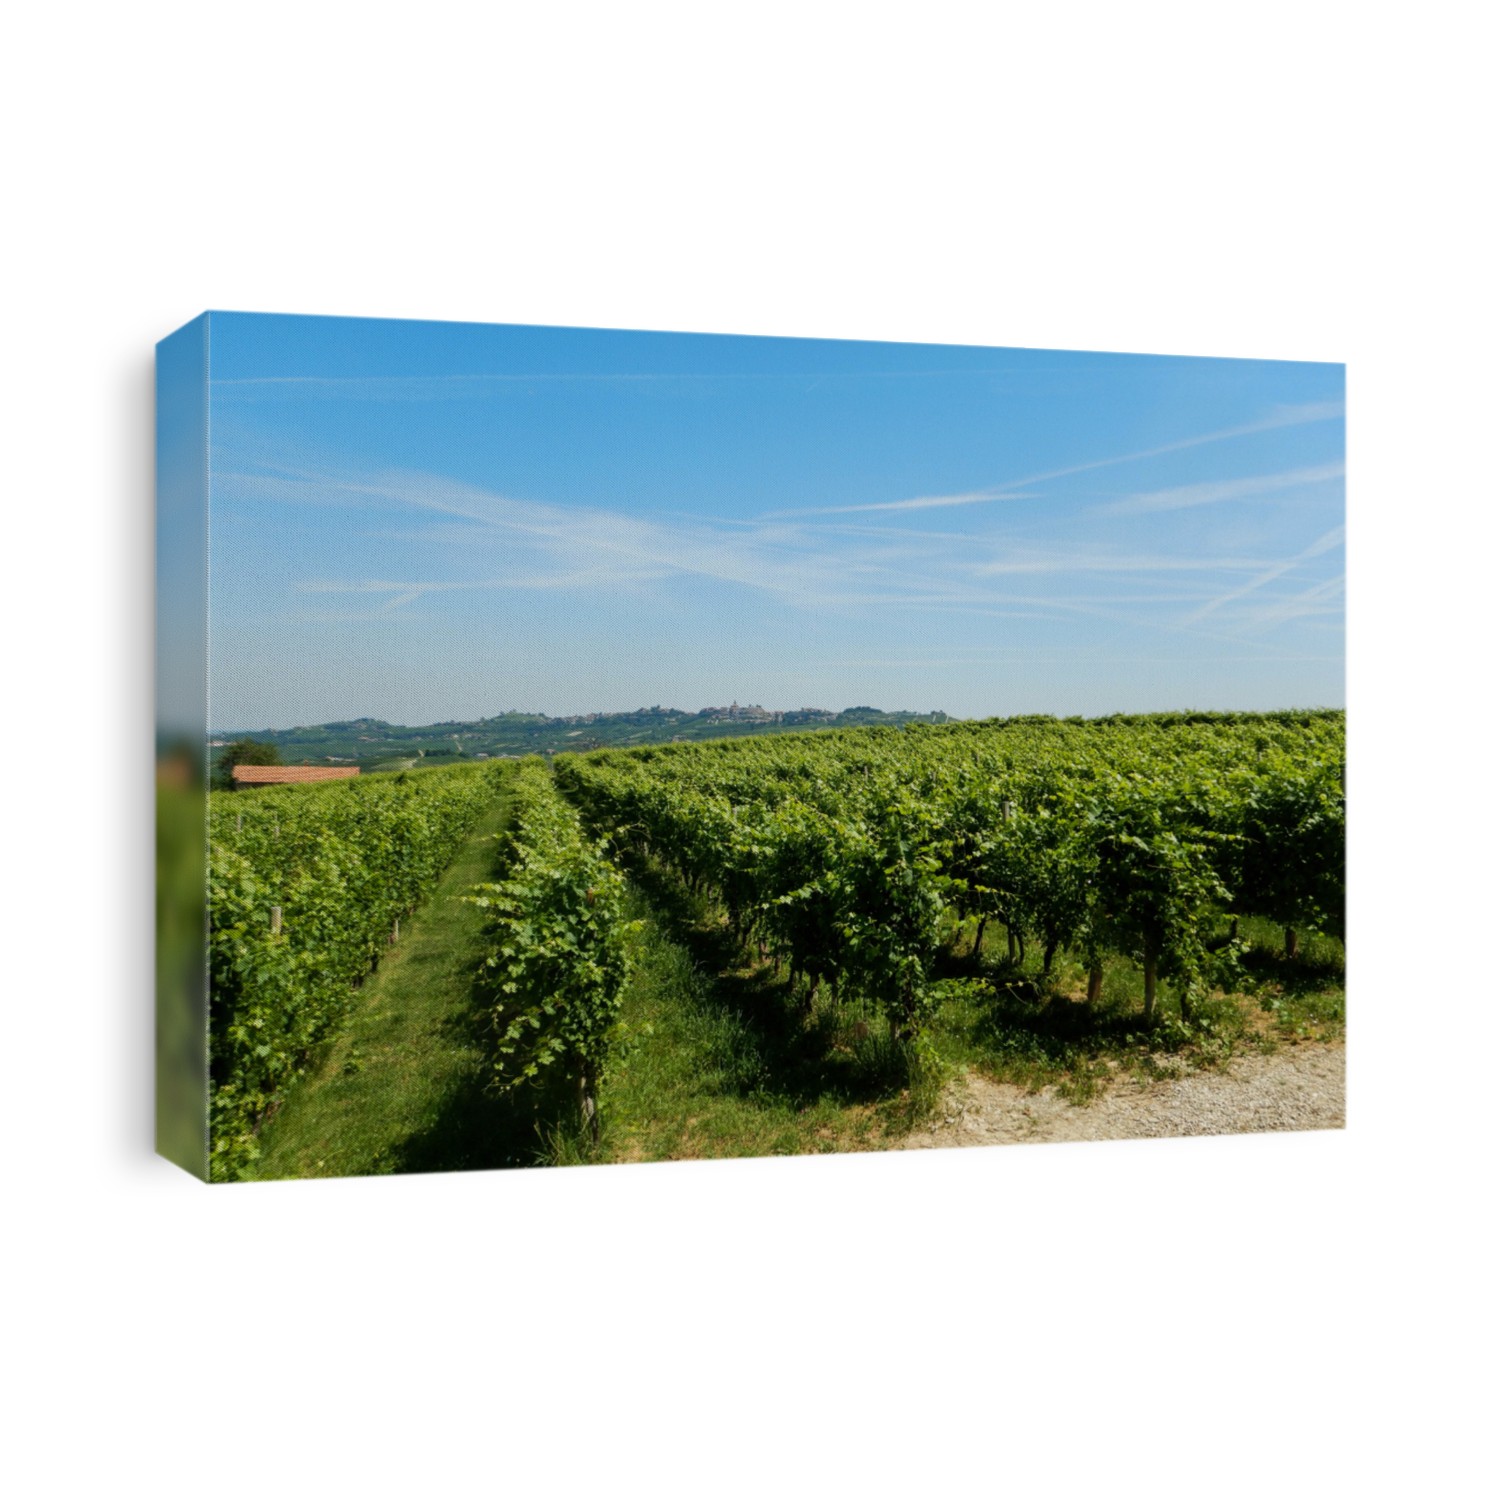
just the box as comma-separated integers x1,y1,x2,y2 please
901,1041,1345,1149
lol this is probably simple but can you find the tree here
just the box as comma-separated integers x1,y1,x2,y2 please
212,738,281,792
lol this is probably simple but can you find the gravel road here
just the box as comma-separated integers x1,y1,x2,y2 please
901,1041,1345,1149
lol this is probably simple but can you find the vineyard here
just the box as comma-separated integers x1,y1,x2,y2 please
211,711,1345,1179
466,763,637,1140
208,761,508,1178
558,710,1343,1035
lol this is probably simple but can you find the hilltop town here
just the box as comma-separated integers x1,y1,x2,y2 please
212,703,950,771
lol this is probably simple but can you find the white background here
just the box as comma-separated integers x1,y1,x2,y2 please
5,3,1496,1495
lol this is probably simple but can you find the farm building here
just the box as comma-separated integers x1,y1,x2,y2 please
232,765,360,787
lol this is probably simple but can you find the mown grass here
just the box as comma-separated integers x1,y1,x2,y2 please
1225,913,1346,1038
246,780,579,1181
248,814,1345,1176
569,870,930,1165
925,909,1344,1103
558,870,1346,1165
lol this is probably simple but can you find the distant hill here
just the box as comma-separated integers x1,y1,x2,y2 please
212,703,950,769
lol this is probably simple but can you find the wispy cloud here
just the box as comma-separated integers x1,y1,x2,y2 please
223,461,982,613
217,435,1345,655
767,487,1037,518
210,367,1039,401
213,373,699,403
970,549,1282,577
297,565,669,602
1239,573,1346,634
1096,461,1345,516
1182,527,1346,626
232,460,1248,635
1018,400,1344,485
768,400,1344,518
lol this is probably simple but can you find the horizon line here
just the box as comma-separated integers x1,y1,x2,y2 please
208,701,1347,737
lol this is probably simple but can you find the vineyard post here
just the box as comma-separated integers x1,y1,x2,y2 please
1000,800,1017,962
580,1066,600,1144
270,905,282,936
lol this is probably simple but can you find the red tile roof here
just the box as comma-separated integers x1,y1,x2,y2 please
232,765,360,784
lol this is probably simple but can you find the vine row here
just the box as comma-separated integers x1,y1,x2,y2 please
208,762,508,1178
466,762,637,1138
554,711,1344,1046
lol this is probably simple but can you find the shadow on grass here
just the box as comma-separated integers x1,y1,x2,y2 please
931,929,1223,1092
625,858,918,1109
1235,944,1346,997
929,926,1124,1055
390,971,584,1175
965,977,1148,1067
385,809,581,1177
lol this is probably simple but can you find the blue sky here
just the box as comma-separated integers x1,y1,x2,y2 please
197,312,1344,729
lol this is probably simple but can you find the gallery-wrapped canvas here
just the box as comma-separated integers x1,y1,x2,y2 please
156,312,1345,1183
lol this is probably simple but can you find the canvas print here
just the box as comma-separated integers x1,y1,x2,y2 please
156,313,1345,1182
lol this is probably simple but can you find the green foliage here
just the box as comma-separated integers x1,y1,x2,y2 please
207,761,508,1178
212,713,1343,1178
826,794,952,1038
1081,777,1231,1007
466,765,637,1126
211,737,280,792
1233,760,1345,939
556,708,1345,1046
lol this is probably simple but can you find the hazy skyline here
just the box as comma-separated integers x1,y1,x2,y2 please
194,313,1344,730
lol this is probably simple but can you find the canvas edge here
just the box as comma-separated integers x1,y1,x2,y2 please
154,313,211,1180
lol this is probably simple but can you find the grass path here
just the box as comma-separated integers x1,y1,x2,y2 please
248,786,563,1181
246,801,1345,1178
584,868,921,1165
